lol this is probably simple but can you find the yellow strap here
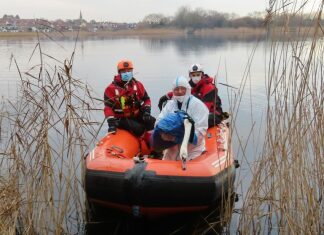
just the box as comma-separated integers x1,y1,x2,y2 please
120,96,125,109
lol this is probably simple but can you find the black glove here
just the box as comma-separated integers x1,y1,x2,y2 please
107,117,117,133
158,95,169,111
142,106,151,123
222,112,230,120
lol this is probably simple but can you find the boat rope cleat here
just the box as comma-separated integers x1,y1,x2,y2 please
133,153,145,163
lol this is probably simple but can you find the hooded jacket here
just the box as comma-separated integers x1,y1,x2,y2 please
156,76,209,160
165,74,223,115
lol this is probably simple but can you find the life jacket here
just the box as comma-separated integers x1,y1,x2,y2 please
104,75,150,118
191,74,222,115
112,81,142,118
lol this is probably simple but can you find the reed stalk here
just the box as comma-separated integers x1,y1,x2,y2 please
0,32,101,234
237,0,324,234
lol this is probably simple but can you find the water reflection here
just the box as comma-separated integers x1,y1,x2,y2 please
139,35,265,56
85,194,236,235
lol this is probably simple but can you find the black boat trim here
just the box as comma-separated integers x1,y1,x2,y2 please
86,162,235,208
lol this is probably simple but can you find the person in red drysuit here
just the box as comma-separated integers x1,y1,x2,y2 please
104,60,155,136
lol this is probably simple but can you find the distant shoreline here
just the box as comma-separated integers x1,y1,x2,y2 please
0,27,267,40
0,27,319,40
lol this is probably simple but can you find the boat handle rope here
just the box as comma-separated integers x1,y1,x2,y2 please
111,145,124,153
106,147,127,158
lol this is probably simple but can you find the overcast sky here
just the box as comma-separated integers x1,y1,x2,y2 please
2,0,269,22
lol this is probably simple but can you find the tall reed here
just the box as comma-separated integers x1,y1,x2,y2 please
0,35,101,234
237,0,324,233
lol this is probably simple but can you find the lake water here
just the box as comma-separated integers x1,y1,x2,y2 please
0,34,269,233
0,35,268,143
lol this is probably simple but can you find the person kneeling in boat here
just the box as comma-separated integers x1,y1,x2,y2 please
152,76,209,161
158,63,226,127
104,60,155,136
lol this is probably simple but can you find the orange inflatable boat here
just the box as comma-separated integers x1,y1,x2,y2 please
85,122,237,218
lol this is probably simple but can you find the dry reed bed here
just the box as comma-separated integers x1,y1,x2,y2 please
0,177,19,234
237,1,324,234
0,40,100,234
0,28,264,39
1,27,312,41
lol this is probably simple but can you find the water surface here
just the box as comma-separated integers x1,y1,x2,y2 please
0,34,268,233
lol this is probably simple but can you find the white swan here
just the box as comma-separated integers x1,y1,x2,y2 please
179,118,192,170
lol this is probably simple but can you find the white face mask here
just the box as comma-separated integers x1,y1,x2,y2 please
191,76,201,84
173,95,185,103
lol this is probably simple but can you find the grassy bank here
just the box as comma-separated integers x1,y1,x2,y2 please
0,27,267,40
0,27,320,41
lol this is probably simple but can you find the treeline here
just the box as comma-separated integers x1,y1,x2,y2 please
138,6,320,29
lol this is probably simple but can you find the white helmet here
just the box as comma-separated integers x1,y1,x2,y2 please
189,64,203,73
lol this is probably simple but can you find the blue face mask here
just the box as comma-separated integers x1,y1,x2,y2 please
121,71,133,82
